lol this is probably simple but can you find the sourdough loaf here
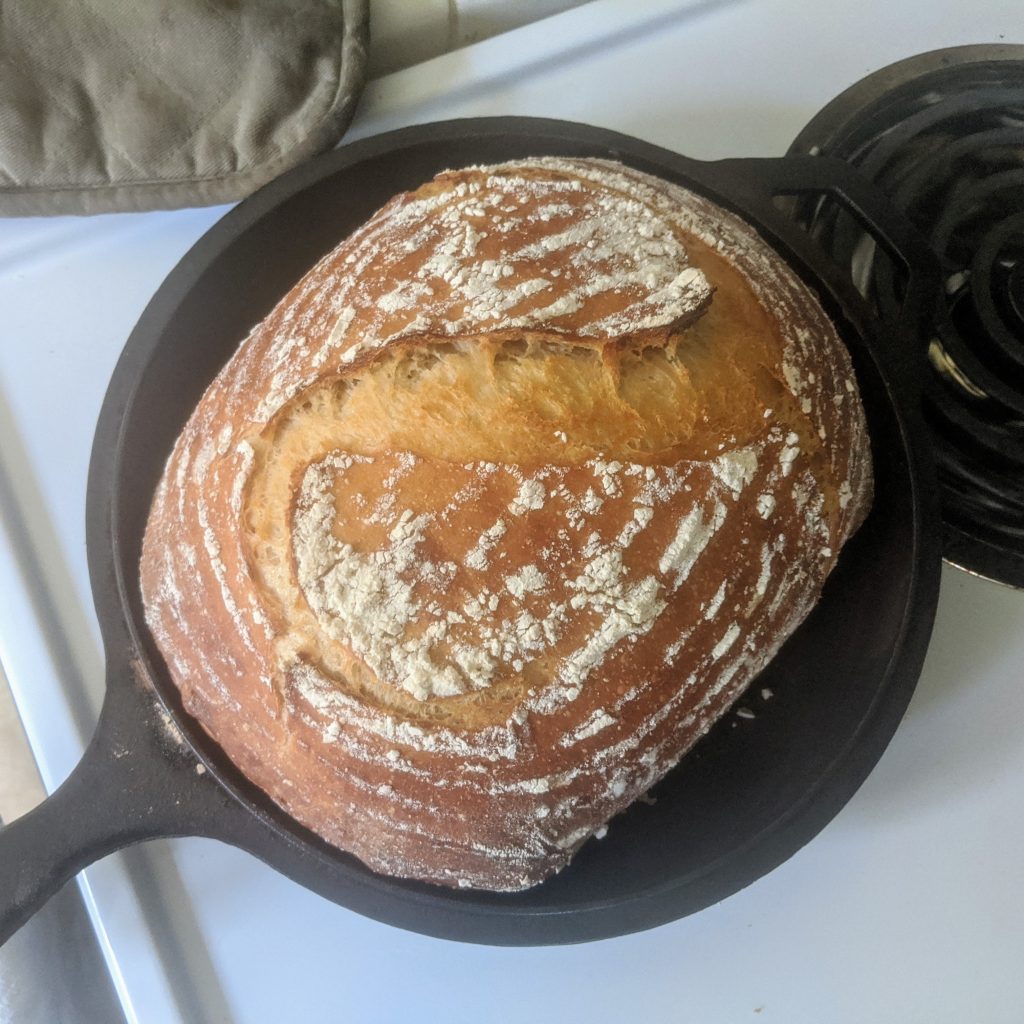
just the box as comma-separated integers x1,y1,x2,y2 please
140,157,872,890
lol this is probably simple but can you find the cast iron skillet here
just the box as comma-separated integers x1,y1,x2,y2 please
0,118,943,947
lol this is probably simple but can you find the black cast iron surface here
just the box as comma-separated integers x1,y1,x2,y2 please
0,118,942,946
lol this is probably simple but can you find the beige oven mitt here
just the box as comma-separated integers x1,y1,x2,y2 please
0,0,368,215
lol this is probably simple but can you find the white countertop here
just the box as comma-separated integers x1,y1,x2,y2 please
2,2,1023,1021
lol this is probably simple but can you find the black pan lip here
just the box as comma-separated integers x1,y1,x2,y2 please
86,116,942,944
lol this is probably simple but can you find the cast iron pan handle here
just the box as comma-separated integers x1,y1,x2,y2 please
0,658,249,945
705,154,940,399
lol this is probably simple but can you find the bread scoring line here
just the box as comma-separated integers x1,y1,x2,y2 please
248,160,717,425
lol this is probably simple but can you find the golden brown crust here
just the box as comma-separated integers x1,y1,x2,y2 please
140,157,872,890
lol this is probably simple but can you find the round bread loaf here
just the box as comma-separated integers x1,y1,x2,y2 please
140,157,872,891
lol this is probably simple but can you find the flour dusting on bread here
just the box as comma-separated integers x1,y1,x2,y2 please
140,157,872,891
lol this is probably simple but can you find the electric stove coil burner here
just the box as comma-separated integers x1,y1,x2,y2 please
789,47,1024,589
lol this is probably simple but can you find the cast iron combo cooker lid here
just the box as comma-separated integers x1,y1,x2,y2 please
786,44,1024,589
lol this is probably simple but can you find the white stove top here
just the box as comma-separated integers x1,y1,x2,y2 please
2,2,1023,1021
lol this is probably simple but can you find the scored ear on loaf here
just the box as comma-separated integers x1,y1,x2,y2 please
141,157,872,891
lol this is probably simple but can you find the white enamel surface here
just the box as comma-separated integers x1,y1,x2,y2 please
1,1,1023,1021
